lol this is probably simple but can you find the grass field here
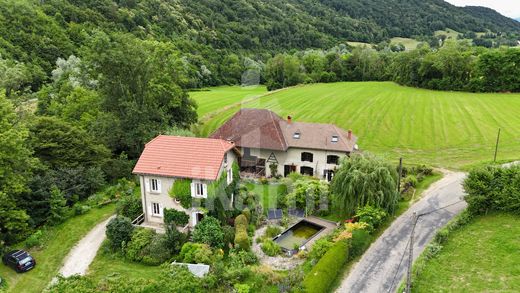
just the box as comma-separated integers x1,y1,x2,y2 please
189,85,267,117
412,213,520,292
0,204,115,293
194,82,520,169
390,37,421,50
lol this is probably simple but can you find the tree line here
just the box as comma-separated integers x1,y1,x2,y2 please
264,41,520,93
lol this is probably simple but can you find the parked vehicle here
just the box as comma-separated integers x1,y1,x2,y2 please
2,250,36,273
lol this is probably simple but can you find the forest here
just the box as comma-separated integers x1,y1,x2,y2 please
1,0,520,250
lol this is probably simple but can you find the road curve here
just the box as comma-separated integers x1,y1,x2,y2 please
58,215,115,277
336,171,467,293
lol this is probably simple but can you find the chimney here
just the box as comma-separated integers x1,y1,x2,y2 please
348,129,353,140
287,115,292,124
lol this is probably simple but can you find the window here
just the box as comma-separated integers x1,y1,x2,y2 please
331,135,339,143
151,202,161,216
227,168,233,185
293,132,301,139
300,166,314,176
301,152,314,162
150,178,161,193
327,155,340,165
193,182,207,198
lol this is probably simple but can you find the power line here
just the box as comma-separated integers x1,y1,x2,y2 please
417,200,465,217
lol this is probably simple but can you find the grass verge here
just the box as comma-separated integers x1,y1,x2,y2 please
0,204,115,293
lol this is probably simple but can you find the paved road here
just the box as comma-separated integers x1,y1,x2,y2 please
336,171,467,293
58,215,115,277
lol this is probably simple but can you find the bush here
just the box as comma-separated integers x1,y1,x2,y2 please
276,183,288,208
261,239,282,256
116,193,142,220
349,229,372,259
179,242,214,264
192,216,224,248
125,228,155,262
265,225,282,238
140,233,172,265
164,209,189,226
170,179,192,209
241,208,251,222
25,230,44,249
234,283,251,293
234,230,250,251
355,205,387,231
464,166,520,215
228,249,258,266
165,224,188,254
235,214,248,230
222,225,235,248
302,240,349,293
106,216,134,250
404,175,418,188
308,237,334,261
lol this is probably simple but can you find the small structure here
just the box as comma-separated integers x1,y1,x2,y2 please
132,135,239,231
210,108,358,180
171,262,210,278
267,209,283,220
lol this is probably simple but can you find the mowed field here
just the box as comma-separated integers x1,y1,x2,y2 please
412,213,520,292
191,82,520,169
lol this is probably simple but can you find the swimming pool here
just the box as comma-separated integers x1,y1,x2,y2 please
273,220,325,251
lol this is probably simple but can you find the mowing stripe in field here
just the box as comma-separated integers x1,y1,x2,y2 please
194,82,520,168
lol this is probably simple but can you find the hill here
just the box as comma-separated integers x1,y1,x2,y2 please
194,82,520,168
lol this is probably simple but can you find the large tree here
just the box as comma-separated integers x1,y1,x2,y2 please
331,153,399,217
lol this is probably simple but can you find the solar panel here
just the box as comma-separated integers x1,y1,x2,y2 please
267,209,283,219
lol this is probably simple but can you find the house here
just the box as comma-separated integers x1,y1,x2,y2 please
132,135,238,230
210,108,358,181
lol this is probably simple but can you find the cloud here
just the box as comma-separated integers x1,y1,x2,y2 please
445,0,520,18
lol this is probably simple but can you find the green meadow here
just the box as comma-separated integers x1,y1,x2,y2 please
192,82,520,169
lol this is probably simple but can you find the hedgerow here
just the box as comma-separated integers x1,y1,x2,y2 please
302,240,349,293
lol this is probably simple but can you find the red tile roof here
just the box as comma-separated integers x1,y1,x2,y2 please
133,135,235,180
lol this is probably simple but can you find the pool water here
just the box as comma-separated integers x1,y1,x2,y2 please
274,220,324,250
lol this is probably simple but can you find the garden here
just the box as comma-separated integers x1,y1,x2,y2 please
45,153,441,293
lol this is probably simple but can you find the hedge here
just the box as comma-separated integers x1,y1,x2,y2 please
303,240,349,293
235,214,248,230
164,208,190,226
234,214,250,250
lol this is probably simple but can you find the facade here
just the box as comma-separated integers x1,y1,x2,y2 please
133,136,237,230
210,109,358,181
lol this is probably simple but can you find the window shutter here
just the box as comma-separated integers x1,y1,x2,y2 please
157,180,162,193
145,178,150,192
203,184,208,198
190,183,195,197
159,203,164,217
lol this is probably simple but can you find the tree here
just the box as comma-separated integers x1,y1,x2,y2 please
48,186,68,225
106,216,134,250
331,153,399,217
192,216,225,248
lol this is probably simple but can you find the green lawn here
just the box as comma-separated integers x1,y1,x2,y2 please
412,213,520,292
87,242,163,282
189,85,267,118
390,37,421,50
0,204,115,293
197,82,520,169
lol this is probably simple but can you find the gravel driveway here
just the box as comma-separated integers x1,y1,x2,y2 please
336,171,467,293
58,215,115,277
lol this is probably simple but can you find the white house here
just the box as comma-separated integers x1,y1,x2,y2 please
210,108,358,180
132,135,238,231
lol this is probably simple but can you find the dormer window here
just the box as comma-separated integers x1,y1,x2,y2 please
293,132,301,139
331,135,339,143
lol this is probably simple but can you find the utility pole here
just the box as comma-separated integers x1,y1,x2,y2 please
398,157,403,193
494,128,501,163
406,212,417,293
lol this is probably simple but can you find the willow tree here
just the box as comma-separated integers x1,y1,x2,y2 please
331,153,399,217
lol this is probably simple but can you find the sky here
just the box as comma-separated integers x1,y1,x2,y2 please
445,0,520,19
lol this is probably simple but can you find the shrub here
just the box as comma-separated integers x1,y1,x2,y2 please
192,216,224,248
228,248,258,266
276,183,288,208
404,175,418,188
164,225,187,255
170,179,192,209
234,230,250,251
73,203,91,216
265,225,282,238
25,230,44,249
308,237,334,261
302,240,349,293
355,205,387,231
106,216,134,250
179,242,214,264
241,208,251,222
464,166,520,215
235,214,248,230
349,229,372,259
259,177,268,185
116,192,142,220
164,209,189,226
125,228,155,262
261,239,282,256
234,283,251,293
222,225,235,248
141,233,171,265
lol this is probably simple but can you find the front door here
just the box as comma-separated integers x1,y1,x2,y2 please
300,166,314,176
192,212,205,226
284,164,297,177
